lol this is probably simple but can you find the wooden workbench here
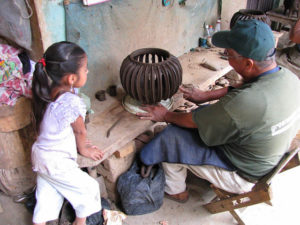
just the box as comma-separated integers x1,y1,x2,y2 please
266,6,299,29
78,47,232,167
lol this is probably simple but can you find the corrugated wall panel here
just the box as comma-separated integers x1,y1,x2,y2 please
247,0,274,11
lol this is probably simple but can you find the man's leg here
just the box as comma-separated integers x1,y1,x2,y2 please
162,163,189,202
163,163,255,195
163,163,188,195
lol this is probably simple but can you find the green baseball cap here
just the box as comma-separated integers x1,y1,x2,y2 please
212,19,275,61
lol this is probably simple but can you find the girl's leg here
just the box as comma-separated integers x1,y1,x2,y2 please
40,169,101,220
33,175,64,224
72,217,86,225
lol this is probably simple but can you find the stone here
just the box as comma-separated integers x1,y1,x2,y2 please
97,148,136,183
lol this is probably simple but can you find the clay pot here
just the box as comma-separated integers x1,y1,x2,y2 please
230,9,271,29
120,48,182,104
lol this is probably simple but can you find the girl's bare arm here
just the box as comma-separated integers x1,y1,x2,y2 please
71,116,104,160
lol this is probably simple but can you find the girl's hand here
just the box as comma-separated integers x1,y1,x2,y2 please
179,85,208,104
81,143,104,161
87,146,104,161
136,104,168,122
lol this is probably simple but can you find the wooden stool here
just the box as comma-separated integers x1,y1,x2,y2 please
204,138,300,225
0,98,36,196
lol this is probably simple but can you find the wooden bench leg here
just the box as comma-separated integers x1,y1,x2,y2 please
229,210,245,225
204,185,273,225
265,200,272,206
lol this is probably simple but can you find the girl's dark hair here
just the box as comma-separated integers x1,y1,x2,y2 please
32,41,86,133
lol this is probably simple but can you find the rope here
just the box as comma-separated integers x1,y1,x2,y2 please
13,0,33,19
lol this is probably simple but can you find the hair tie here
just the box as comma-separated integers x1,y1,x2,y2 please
38,58,46,67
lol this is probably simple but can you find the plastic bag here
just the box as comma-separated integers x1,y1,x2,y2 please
59,197,110,225
0,0,32,50
117,161,165,215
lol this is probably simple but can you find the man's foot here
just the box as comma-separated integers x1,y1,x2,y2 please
165,190,189,203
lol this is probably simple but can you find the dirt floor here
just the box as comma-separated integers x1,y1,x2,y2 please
1,166,300,225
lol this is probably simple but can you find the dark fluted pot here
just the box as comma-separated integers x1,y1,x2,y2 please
120,48,182,104
230,9,271,29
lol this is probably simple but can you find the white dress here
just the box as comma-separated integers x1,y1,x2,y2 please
32,92,86,175
31,92,101,223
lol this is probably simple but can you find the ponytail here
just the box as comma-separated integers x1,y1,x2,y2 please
31,41,86,134
32,61,51,134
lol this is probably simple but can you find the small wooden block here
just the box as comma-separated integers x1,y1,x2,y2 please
0,97,32,132
114,141,136,158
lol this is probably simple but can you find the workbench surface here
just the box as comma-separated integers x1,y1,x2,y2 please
266,6,299,27
77,47,232,167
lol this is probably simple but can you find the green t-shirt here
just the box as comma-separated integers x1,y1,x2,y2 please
192,67,300,180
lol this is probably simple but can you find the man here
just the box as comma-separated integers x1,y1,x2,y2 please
136,20,300,202
277,18,300,77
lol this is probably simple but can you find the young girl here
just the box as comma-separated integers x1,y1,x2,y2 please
31,41,103,225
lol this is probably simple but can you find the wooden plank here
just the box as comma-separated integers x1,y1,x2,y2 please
209,185,245,225
80,101,155,166
178,48,232,90
204,188,272,213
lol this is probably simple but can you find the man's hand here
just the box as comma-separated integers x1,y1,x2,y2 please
136,104,168,122
179,85,208,104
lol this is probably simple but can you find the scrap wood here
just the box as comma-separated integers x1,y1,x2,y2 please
106,111,127,138
114,141,136,158
174,101,197,113
103,209,127,225
200,61,218,71
200,56,226,71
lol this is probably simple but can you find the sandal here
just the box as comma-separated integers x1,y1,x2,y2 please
165,190,189,203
